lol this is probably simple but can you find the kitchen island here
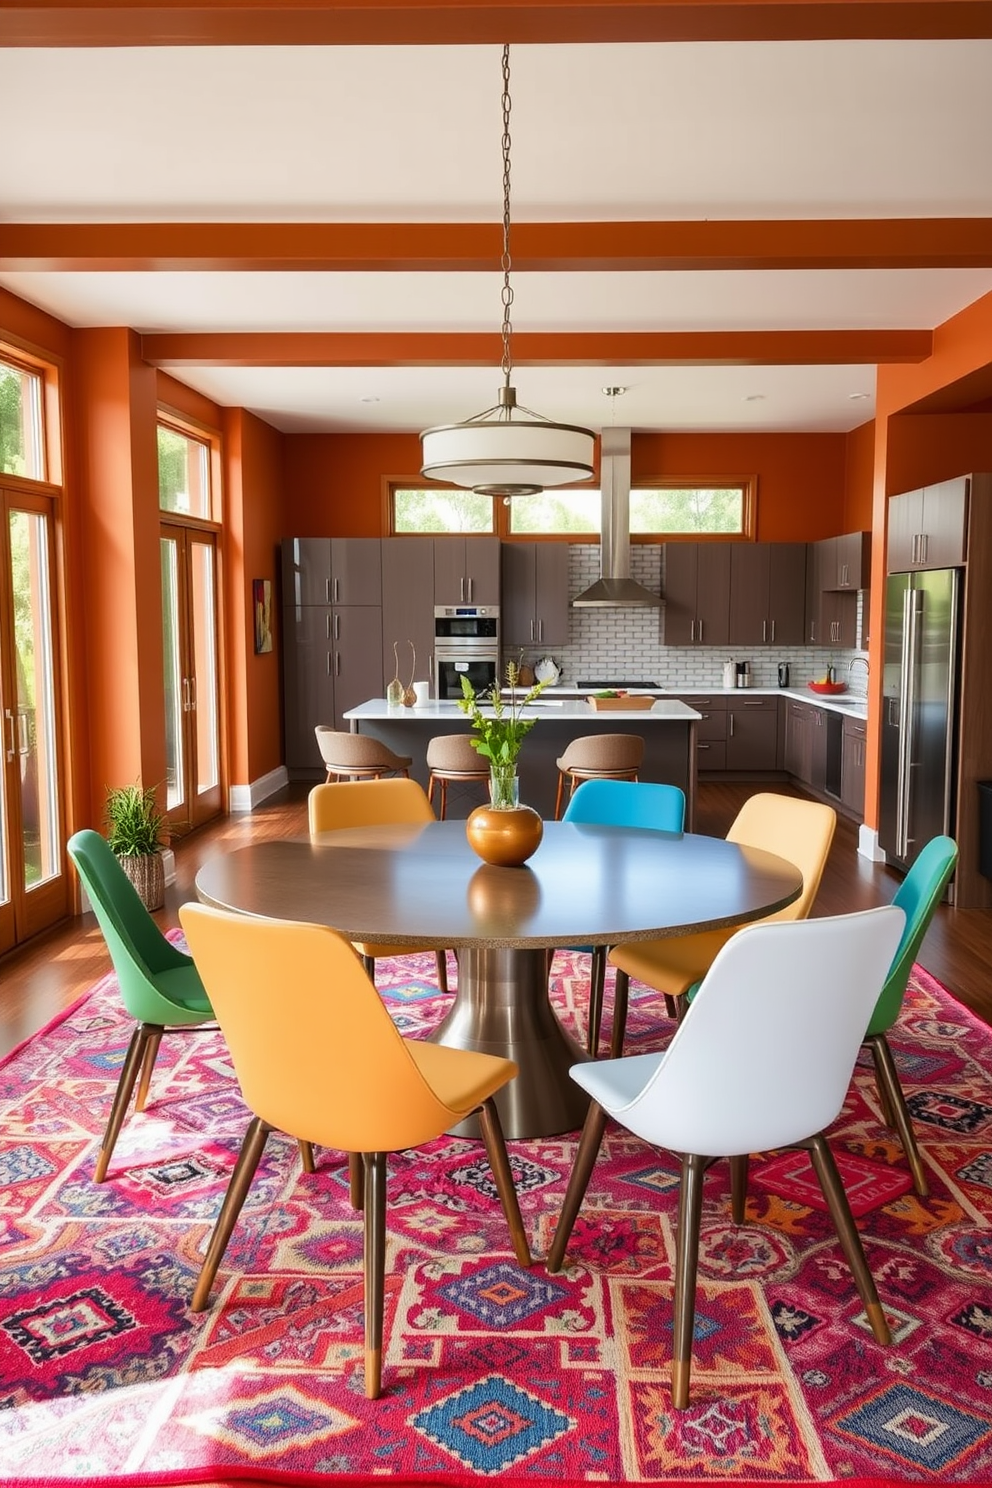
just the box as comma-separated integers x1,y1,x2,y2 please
344,697,701,825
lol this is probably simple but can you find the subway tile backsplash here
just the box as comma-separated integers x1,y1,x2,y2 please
510,544,869,700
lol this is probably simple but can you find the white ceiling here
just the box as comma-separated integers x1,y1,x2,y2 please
2,38,992,435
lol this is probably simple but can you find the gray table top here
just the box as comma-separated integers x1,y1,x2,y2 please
194,820,802,951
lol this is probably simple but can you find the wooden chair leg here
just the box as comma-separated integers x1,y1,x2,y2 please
95,1021,164,1182
427,773,436,810
362,953,376,982
435,950,449,994
299,1140,316,1173
587,946,608,1056
349,1151,364,1210
554,771,566,820
609,969,630,1059
192,1116,270,1311
477,1097,531,1268
363,1152,388,1399
867,1034,929,1196
439,778,448,819
729,1153,749,1223
672,1152,708,1409
546,1101,610,1272
805,1134,891,1345
134,1026,164,1112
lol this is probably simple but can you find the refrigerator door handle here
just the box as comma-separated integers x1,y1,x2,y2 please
895,585,923,859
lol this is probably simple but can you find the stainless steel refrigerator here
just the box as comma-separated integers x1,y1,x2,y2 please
879,567,961,872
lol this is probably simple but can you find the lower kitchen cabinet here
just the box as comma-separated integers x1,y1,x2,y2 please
841,715,868,816
283,603,383,774
726,695,780,770
784,698,827,790
674,694,727,772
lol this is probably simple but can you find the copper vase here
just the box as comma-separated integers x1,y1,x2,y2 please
466,769,543,867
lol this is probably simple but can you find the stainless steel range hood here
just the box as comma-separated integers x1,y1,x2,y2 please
571,427,662,608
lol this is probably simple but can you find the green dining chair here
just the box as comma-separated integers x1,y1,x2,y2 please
560,779,686,1054
863,834,958,1197
67,828,217,1181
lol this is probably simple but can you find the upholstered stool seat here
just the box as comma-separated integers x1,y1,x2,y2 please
554,733,645,819
427,734,490,819
315,727,412,783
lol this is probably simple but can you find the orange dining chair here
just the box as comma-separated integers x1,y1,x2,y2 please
179,902,531,1400
308,778,450,993
607,792,836,1055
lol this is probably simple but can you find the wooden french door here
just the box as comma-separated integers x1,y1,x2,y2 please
0,488,67,954
160,522,222,835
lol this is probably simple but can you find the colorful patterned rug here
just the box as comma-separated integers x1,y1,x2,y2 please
1,939,992,1488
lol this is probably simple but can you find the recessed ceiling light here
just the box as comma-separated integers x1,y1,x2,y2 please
743,394,766,402
848,392,871,401
360,396,380,404
602,385,626,397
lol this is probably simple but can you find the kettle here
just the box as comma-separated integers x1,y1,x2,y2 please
778,662,790,688
534,656,561,685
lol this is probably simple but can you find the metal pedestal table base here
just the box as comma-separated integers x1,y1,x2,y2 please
429,946,591,1140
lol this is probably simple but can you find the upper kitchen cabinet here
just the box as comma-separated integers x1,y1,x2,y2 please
432,536,501,607
819,531,870,590
663,542,731,647
729,543,806,647
281,537,382,607
887,477,969,572
501,542,569,649
381,538,436,691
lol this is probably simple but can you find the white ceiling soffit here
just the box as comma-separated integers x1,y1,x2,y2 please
1,40,991,434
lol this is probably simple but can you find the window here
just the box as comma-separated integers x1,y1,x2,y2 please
392,487,494,534
630,485,748,535
507,488,600,535
0,356,45,481
158,423,212,518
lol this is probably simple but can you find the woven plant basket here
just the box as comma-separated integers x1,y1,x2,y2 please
118,851,165,912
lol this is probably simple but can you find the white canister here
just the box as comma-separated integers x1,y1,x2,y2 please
722,659,736,689
413,680,431,707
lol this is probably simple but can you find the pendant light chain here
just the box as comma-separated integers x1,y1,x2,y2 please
499,42,515,399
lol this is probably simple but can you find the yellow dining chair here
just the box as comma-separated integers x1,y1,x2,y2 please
607,792,837,1056
308,777,450,994
178,903,531,1400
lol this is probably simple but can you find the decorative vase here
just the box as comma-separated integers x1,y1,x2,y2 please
466,767,544,867
386,640,405,705
118,850,165,912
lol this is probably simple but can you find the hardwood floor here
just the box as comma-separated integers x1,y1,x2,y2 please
2,780,990,1060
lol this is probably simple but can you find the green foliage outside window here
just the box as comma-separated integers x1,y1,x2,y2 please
0,359,43,479
393,488,493,533
630,487,745,534
507,489,600,533
158,424,211,517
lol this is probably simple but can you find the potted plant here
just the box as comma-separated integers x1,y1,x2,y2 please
104,783,167,911
457,664,549,866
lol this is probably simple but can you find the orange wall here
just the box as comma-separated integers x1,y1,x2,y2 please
843,420,875,530
282,428,851,541
223,409,286,784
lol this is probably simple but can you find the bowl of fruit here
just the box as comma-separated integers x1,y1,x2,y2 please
808,678,848,696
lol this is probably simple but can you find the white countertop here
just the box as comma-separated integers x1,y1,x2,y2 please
508,684,869,720
345,697,701,722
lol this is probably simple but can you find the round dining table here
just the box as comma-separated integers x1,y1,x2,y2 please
194,820,802,1140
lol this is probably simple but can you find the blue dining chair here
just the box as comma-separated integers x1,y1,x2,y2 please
863,834,958,1197
560,779,686,1054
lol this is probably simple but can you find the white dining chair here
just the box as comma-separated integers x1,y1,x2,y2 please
546,904,905,1408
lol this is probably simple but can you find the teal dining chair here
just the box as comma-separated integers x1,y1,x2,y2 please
67,828,218,1181
560,779,686,1054
863,834,958,1197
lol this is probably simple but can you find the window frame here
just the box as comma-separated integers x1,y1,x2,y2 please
156,406,221,525
0,340,62,489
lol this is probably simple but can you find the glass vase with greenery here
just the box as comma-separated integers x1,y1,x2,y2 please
457,663,549,809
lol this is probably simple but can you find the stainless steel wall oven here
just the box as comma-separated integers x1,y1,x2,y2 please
434,605,500,700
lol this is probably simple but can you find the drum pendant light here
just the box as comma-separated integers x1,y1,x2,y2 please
420,45,595,498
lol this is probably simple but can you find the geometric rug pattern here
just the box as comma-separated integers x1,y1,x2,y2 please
1,939,991,1487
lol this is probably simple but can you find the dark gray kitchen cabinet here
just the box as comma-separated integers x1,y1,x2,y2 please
332,606,383,727
805,536,861,647
673,694,727,772
663,542,731,646
501,541,570,649
841,715,868,817
281,537,382,607
887,477,969,572
726,695,780,770
381,538,435,693
282,603,334,772
433,536,501,606
821,531,870,591
729,543,806,647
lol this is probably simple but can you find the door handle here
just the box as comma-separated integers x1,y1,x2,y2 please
4,708,14,762
182,677,190,713
190,676,197,712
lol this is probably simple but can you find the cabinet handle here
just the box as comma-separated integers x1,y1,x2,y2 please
325,614,330,640
335,652,341,677
530,619,535,641
326,653,331,676
698,619,704,641
922,532,929,565
770,619,776,642
334,577,340,602
334,613,340,640
729,714,735,736
326,578,331,603
697,743,711,751
460,577,465,602
690,620,695,641
538,619,543,642
762,619,767,642
468,577,474,601
809,621,816,643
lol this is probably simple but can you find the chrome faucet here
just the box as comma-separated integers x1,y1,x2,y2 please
848,656,869,694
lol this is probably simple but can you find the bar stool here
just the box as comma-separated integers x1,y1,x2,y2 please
314,727,412,783
554,733,645,819
426,734,490,819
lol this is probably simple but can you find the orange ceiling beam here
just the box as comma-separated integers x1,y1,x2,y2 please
140,328,933,367
5,220,992,273
3,1,992,46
